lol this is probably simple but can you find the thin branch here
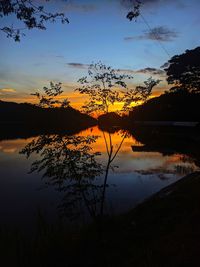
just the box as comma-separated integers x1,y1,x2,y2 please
102,131,109,157
108,132,113,157
110,133,127,163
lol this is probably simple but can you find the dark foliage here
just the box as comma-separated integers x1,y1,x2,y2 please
129,126,200,168
1,171,200,267
76,62,159,115
0,0,69,41
0,100,97,137
31,81,70,108
98,112,122,128
126,0,141,21
76,62,134,115
164,46,200,93
128,91,200,122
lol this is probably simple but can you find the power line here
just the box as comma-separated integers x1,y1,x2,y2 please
140,12,171,59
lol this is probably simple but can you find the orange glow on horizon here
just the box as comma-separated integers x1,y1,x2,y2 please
0,86,168,117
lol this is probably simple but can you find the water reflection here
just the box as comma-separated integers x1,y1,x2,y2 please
20,134,104,221
17,126,199,224
19,129,129,221
0,126,199,228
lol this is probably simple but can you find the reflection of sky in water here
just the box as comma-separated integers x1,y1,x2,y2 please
78,127,198,177
0,127,199,228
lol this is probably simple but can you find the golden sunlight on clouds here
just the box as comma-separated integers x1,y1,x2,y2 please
0,88,16,93
0,94,37,103
0,138,34,154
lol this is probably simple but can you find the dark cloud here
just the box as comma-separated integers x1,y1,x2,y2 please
117,67,166,76
62,0,96,12
136,67,166,76
66,63,165,77
160,62,170,69
120,0,156,8
146,26,178,41
66,63,89,69
120,0,185,9
124,26,178,42
66,59,167,78
124,36,144,41
117,68,135,74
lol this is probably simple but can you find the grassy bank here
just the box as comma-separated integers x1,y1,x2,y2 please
114,171,200,266
77,171,200,267
1,172,200,266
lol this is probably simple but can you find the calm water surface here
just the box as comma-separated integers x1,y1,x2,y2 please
0,126,199,229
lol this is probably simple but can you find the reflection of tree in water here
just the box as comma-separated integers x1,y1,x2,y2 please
21,134,103,221
100,129,127,215
20,128,128,222
130,127,200,170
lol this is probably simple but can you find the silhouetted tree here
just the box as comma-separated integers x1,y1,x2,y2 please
76,62,133,116
122,77,160,111
32,81,70,108
76,62,159,115
126,0,141,21
76,62,159,216
0,0,69,41
21,62,160,221
164,47,200,93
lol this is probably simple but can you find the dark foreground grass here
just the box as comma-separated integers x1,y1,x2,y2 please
100,171,200,267
1,172,200,267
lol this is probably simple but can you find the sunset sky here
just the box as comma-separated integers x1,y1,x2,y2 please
0,0,199,110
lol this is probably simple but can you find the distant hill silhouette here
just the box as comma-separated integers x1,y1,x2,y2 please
128,91,200,122
98,112,122,127
0,100,97,140
129,126,200,168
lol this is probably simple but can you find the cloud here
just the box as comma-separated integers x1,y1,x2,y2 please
117,67,166,77
124,36,140,41
55,55,64,58
66,63,165,77
61,0,97,12
0,88,16,93
66,62,166,79
124,26,178,42
120,0,185,10
66,63,90,69
0,68,47,91
145,26,178,41
136,67,166,76
160,62,170,69
121,0,165,8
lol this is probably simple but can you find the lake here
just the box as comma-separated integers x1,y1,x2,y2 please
0,126,199,230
